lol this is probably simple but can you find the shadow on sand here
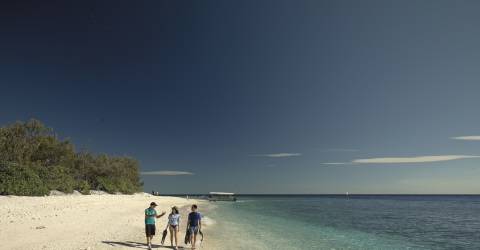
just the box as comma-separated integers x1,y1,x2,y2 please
101,241,178,249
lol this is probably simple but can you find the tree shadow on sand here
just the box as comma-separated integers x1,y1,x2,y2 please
101,241,177,249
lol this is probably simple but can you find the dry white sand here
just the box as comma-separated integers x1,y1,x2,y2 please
0,193,216,250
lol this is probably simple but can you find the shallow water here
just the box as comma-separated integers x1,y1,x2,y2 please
204,195,480,249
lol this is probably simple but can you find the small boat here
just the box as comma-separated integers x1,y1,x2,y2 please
208,192,236,202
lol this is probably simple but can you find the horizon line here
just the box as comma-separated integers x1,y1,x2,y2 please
153,193,480,196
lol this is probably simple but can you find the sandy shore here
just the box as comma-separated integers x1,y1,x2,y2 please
0,193,215,250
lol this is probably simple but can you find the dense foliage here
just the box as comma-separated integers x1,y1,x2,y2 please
0,119,143,196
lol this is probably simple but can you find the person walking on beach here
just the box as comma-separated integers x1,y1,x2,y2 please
168,206,181,250
187,204,202,250
145,202,166,250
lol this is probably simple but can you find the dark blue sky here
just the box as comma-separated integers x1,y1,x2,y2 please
2,1,480,194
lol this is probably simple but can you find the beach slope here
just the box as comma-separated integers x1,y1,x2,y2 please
0,193,200,250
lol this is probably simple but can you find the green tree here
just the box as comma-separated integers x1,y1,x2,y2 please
0,119,143,196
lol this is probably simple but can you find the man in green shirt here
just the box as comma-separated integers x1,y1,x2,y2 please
145,202,166,250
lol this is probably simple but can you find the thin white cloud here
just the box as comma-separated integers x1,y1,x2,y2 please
321,155,480,166
321,162,351,165
352,155,480,164
140,171,194,176
451,136,480,141
251,153,302,158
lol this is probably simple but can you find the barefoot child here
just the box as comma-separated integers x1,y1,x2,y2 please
168,206,181,250
187,204,202,250
145,202,166,250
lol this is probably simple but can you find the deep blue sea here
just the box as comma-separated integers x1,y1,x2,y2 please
203,195,480,250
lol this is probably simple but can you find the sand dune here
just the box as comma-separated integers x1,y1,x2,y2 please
0,193,207,250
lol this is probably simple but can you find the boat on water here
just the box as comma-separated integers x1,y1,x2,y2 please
208,192,236,202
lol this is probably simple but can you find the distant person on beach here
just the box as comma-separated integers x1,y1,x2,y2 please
145,202,166,250
168,206,181,250
187,204,202,250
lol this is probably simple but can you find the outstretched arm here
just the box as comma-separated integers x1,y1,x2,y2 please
156,211,166,218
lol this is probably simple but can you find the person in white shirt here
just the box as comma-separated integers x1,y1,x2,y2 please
167,206,181,250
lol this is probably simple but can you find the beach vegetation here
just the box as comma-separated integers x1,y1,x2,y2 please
0,119,143,196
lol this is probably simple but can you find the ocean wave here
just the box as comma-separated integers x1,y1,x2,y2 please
202,216,216,226
234,200,254,203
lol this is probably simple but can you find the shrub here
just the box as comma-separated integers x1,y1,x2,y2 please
76,180,91,195
36,165,76,193
0,162,49,196
95,176,118,194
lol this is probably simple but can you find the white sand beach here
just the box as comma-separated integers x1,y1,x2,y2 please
0,193,215,250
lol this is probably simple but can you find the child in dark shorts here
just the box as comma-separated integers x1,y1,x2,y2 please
145,202,166,250
187,204,202,250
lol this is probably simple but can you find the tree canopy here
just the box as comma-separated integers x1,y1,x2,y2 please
0,119,143,195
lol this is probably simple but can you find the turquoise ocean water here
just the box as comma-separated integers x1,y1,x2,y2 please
202,195,480,250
